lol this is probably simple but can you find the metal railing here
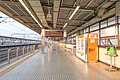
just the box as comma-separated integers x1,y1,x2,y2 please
0,43,40,66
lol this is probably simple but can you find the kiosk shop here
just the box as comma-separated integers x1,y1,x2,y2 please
76,33,98,62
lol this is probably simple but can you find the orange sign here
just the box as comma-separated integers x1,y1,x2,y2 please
88,33,98,62
89,34,98,38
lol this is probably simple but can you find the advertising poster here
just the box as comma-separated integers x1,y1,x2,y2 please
76,34,87,62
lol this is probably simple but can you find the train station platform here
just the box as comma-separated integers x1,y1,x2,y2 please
0,43,120,80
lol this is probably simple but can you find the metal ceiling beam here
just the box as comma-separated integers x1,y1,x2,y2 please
68,8,115,36
53,0,61,28
28,0,52,29
41,2,53,7
13,15,31,18
42,3,94,11
0,6,41,34
68,0,117,35
20,0,43,29
60,6,94,11
58,18,92,23
5,4,20,16
64,27,76,30
24,22,37,24
56,24,76,28
97,0,116,18
70,0,94,26
0,1,20,5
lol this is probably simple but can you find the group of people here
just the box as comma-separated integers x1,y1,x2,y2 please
41,42,50,54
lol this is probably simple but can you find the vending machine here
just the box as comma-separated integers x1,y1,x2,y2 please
76,33,98,62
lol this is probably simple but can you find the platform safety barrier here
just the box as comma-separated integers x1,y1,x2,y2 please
0,43,41,66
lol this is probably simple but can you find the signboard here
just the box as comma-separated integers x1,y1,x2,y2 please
45,31,63,37
76,34,87,62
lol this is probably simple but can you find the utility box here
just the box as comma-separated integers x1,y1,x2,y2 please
76,33,98,62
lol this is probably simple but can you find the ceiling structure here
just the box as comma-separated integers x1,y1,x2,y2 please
0,0,118,35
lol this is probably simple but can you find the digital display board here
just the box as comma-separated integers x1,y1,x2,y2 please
45,31,63,37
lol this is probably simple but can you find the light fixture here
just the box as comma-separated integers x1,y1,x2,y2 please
63,23,68,28
19,0,42,28
85,0,93,8
69,6,80,20
46,7,52,21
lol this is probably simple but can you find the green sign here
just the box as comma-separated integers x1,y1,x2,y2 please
106,47,115,55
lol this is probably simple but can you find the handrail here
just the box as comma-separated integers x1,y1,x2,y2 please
0,43,41,48
0,43,41,66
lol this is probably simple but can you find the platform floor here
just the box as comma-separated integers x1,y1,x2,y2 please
0,44,120,80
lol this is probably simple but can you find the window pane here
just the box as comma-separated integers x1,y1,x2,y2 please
100,39,106,45
109,39,118,45
100,20,107,28
101,26,117,37
118,25,120,45
108,17,115,26
80,29,84,34
119,16,120,23
90,23,99,31
84,29,87,33
84,27,89,33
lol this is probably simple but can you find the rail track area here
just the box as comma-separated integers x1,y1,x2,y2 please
0,36,41,67
0,45,38,67
0,43,120,80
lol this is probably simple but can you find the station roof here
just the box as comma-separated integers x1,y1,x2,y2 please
0,0,117,35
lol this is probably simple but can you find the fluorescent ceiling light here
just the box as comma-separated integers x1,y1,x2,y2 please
69,6,80,20
19,0,42,28
63,23,68,28
85,0,93,8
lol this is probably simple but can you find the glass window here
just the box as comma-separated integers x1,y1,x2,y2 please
91,31,99,34
90,23,99,31
119,16,120,23
101,26,117,37
118,25,120,45
109,39,118,45
80,29,84,34
84,29,85,33
84,27,89,33
100,25,118,46
100,38,118,46
108,17,115,26
100,39,106,45
100,20,107,28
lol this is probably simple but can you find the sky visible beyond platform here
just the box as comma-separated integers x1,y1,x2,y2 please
0,12,41,40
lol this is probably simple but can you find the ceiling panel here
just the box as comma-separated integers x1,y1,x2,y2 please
0,4,18,16
8,4,25,16
76,11,91,20
80,0,91,7
62,0,76,6
57,19,66,24
29,1,40,6
58,8,70,19
71,10,82,20
69,20,80,26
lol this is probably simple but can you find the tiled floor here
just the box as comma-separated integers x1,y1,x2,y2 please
0,43,120,80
